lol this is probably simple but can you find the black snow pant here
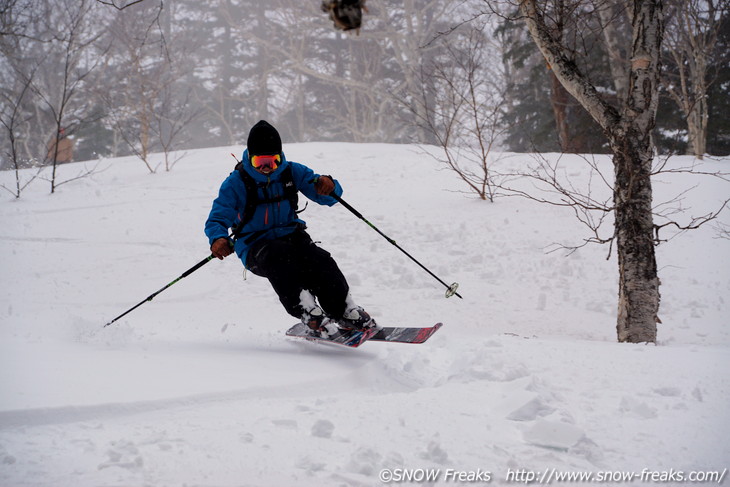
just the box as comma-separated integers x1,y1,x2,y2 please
246,227,349,320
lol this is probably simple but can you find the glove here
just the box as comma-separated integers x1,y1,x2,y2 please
315,175,335,196
211,238,233,260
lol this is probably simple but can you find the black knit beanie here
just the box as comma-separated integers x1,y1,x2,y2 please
247,120,282,156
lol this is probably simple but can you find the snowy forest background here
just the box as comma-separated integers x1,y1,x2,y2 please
1,0,729,176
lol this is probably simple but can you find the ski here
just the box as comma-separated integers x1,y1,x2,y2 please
285,322,378,348
285,322,443,347
369,323,443,344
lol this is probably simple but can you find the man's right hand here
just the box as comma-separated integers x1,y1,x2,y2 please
211,238,233,260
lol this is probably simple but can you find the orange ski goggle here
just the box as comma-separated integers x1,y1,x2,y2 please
250,154,281,171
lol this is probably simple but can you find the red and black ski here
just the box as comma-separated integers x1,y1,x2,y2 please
285,322,442,347
285,323,378,348
368,323,443,344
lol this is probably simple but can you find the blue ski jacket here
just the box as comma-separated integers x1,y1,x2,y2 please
205,149,342,268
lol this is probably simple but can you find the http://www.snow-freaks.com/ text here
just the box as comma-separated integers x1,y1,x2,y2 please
377,467,728,484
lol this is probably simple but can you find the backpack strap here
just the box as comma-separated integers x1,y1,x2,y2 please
232,163,300,242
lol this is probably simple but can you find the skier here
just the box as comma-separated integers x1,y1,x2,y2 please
205,120,375,337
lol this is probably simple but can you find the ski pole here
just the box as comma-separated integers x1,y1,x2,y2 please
331,193,462,299
104,254,215,327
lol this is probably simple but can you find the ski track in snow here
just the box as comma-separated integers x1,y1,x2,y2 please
1,144,729,486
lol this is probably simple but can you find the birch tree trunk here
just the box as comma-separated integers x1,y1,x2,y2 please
520,0,663,343
549,69,574,152
597,0,630,101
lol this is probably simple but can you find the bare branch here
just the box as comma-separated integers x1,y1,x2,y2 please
654,198,730,243
715,221,730,240
95,0,148,10
46,161,103,189
519,0,622,134
651,158,730,181
398,19,511,201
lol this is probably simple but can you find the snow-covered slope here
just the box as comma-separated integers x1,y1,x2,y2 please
1,144,728,486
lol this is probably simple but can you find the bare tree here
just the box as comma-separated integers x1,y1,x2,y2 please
99,2,160,171
153,82,200,171
662,0,728,159
0,65,42,197
1,0,109,193
515,0,730,342
518,0,665,343
0,0,35,39
407,22,510,201
100,0,197,172
190,0,265,147
30,0,107,192
375,0,456,143
1,0,49,175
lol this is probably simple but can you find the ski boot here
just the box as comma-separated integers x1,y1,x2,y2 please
338,305,376,331
301,306,339,338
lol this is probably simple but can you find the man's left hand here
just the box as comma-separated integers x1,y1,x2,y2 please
315,175,335,195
